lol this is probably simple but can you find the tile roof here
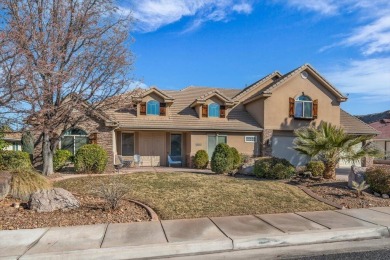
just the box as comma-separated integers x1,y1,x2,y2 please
340,110,379,135
106,86,262,132
3,132,22,141
232,71,281,101
369,120,390,139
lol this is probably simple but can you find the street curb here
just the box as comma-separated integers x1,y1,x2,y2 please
297,185,345,209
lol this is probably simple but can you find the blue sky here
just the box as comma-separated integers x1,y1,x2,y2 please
119,0,390,115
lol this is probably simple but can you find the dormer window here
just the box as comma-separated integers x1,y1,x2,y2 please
289,95,318,119
208,103,220,117
147,100,160,115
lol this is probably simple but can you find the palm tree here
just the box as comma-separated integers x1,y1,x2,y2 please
293,122,381,179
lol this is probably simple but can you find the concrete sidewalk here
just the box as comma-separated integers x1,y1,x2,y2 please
1,207,390,260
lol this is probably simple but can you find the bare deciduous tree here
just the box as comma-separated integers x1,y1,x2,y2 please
0,0,135,175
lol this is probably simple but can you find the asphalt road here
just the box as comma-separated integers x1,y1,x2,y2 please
293,249,390,260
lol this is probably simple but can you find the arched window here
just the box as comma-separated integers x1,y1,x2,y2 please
61,128,88,155
147,100,160,115
294,95,313,118
208,103,220,117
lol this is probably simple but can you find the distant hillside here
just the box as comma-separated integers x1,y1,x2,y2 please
357,110,390,124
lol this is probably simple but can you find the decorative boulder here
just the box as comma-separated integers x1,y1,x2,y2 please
0,172,12,200
237,158,256,175
348,166,367,188
28,188,80,212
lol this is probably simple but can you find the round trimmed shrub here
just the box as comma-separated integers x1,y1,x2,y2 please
306,161,325,177
230,147,241,171
366,166,390,194
53,149,72,171
193,150,209,169
254,157,295,180
0,151,32,171
211,143,233,174
74,144,108,173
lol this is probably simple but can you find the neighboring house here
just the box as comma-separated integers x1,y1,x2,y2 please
357,111,390,160
3,132,22,151
370,119,390,159
38,63,377,168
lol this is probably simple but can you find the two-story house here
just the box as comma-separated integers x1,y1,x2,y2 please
47,64,377,168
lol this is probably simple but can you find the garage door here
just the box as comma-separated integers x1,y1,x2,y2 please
139,132,166,166
272,136,309,166
338,143,362,167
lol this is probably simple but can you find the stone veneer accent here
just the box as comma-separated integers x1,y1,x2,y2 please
33,110,115,171
361,156,374,168
260,129,273,157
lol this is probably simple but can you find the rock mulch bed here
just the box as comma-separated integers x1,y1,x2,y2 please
293,178,390,209
0,194,150,230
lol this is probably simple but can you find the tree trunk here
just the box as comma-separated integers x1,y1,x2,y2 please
323,161,336,179
42,131,54,176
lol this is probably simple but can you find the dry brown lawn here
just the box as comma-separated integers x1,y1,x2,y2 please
55,172,334,219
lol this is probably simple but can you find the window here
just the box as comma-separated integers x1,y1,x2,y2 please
61,128,88,155
208,103,220,117
122,133,134,156
170,134,182,158
294,95,313,118
207,135,227,160
245,136,257,143
147,100,160,115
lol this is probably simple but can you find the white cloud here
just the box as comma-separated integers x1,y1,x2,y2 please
324,58,390,102
283,0,390,55
121,0,254,33
343,15,390,55
283,0,338,15
232,3,253,14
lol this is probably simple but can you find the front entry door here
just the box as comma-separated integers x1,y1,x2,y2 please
139,132,166,166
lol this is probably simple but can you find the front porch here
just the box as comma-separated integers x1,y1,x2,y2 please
113,130,190,167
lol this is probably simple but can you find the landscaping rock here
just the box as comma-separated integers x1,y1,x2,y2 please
238,158,256,175
382,194,389,199
0,172,12,200
28,188,80,212
374,192,381,197
348,166,367,188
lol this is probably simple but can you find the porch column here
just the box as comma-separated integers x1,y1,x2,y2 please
260,129,273,157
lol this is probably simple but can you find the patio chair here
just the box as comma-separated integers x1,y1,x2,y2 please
134,154,143,167
114,155,124,174
168,155,182,167
118,155,132,168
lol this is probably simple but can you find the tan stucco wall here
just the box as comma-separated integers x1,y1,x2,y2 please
245,101,265,128
189,132,260,156
246,72,341,131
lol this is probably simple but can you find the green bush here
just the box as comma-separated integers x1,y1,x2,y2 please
254,157,295,179
306,161,325,177
211,143,233,174
193,150,209,169
10,169,51,201
230,147,241,171
0,151,32,171
74,144,108,173
53,149,72,171
366,167,390,194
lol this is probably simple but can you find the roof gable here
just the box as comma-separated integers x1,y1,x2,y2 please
243,64,348,105
190,89,235,108
134,86,175,103
232,71,282,101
